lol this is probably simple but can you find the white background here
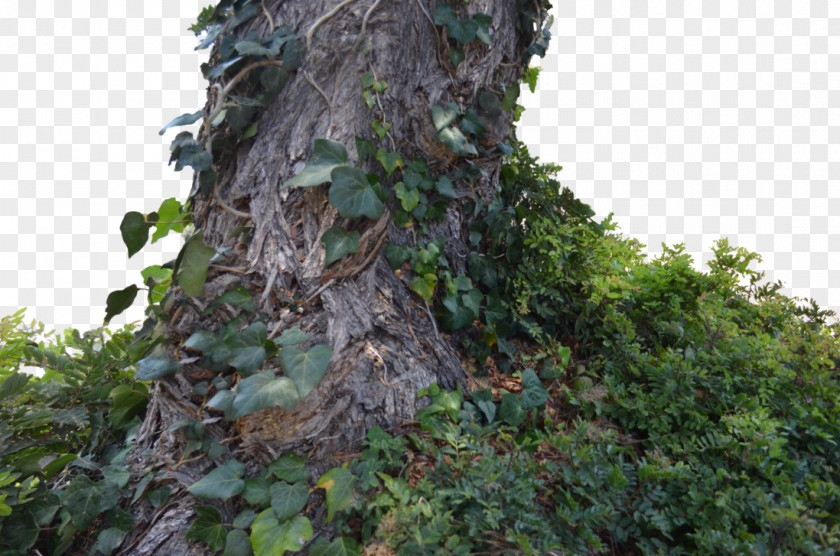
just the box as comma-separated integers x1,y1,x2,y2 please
1,1,837,333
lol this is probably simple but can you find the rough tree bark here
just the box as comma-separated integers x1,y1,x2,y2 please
120,1,548,553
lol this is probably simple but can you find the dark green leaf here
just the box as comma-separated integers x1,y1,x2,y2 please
355,137,375,161
447,17,478,44
317,467,356,522
394,182,420,213
502,82,521,112
102,464,131,488
216,321,268,374
234,39,279,57
147,486,171,507
104,284,139,324
0,372,29,401
203,286,257,314
442,299,474,330
478,90,503,117
321,226,360,267
468,252,497,288
283,139,349,188
120,211,151,258
276,327,310,346
63,475,108,530
499,392,526,426
435,176,457,198
261,66,289,94
473,13,492,45
159,110,203,135
224,529,253,556
177,232,216,297
280,344,333,399
186,505,227,551
282,38,305,71
208,389,235,414
231,371,299,419
135,351,180,381
250,512,312,556
270,480,309,521
187,459,245,500
448,47,465,68
310,537,362,556
242,477,271,507
433,5,457,26
385,243,411,270
431,104,459,131
374,149,402,177
233,508,258,529
184,330,217,352
328,166,385,219
2,511,39,550
94,528,127,554
267,453,309,483
520,368,549,409
436,126,476,156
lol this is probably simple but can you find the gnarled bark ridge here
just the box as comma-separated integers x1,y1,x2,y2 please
121,1,547,552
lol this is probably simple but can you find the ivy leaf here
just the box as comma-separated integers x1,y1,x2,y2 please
520,368,549,409
231,371,299,419
120,211,151,258
1,511,39,551
448,47,465,69
267,453,308,484
187,459,245,500
280,345,333,399
433,5,457,26
151,198,185,243
250,512,313,556
498,392,526,427
176,232,217,297
431,104,459,131
62,475,108,530
328,166,385,219
207,389,235,415
203,285,257,314
371,119,391,140
93,528,127,555
242,477,271,507
104,284,138,324
234,39,279,57
374,149,402,177
135,351,180,381
385,243,411,271
270,480,309,521
473,13,492,45
276,327,310,346
394,182,420,213
478,91,503,117
310,537,362,556
435,175,457,199
213,321,268,375
523,66,540,93
282,38,306,71
355,137,375,161
502,82,521,112
224,529,253,556
436,127,476,156
447,17,478,44
147,486,171,507
159,110,203,135
321,226,360,267
441,298,474,330
283,139,350,188
468,252,497,288
186,505,227,551
261,66,290,94
317,467,356,522
410,274,437,301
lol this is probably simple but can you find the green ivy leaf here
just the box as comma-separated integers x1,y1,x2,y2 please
355,137,376,161
104,284,138,324
433,5,457,26
441,297,474,330
151,198,185,243
280,344,333,399
223,529,253,556
93,528,127,555
385,243,411,271
410,274,437,301
242,477,271,507
468,252,497,288
317,467,356,522
234,39,279,57
374,149,402,177
261,66,289,94
435,176,457,198
147,486,171,507
186,505,227,551
62,475,109,530
203,285,257,314
135,351,180,381
231,371,299,419
270,480,309,521
233,508,258,529
523,66,540,93
447,17,478,44
250,512,313,556
282,38,305,71
394,182,420,213
499,391,526,426
187,459,245,500
276,327,310,346
283,138,350,188
214,321,268,375
328,166,385,219
372,119,391,140
310,537,362,556
267,453,309,483
431,104,459,131
478,90,503,117
448,47,465,69
177,232,217,297
436,127,476,156
502,82,521,112
120,211,151,258
321,226,360,267
473,13,492,45
207,389,235,415
159,110,203,135
520,368,549,409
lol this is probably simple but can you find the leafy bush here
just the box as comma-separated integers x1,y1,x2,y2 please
0,310,146,554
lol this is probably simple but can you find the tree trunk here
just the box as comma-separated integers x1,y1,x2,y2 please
120,1,548,553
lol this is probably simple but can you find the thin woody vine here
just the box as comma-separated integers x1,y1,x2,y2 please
97,0,554,553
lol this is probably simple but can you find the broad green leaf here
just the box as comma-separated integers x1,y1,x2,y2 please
261,66,289,94
135,351,180,381
267,453,308,483
250,511,313,556
355,137,375,161
187,459,246,500
223,528,253,556
280,344,333,399
317,467,356,522
177,232,217,297
478,90,503,117
2,511,39,551
102,465,131,488
310,537,362,556
42,453,76,479
520,368,549,409
473,13,493,45
524,66,540,93
151,198,185,243
203,285,257,314
147,486,171,507
448,47,465,69
436,126,476,156
372,119,391,140
374,149,402,177
0,372,29,401
234,39,279,57
431,104,459,131
468,252,497,288
62,475,108,530
120,211,151,258
276,327,310,346
433,5,457,26
447,16,478,44
231,371,299,419
502,82,521,112
498,391,526,427
461,288,483,317
233,508,258,529
394,182,420,213
104,284,139,324
328,166,385,219
94,528,127,555
321,226,360,267
159,110,203,135
270,480,309,521
435,175,457,198
410,274,437,301
184,330,217,352
441,301,473,331
207,389,235,414
216,321,268,374
282,38,305,71
242,477,271,507
186,505,227,551
384,243,411,271
282,138,349,188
